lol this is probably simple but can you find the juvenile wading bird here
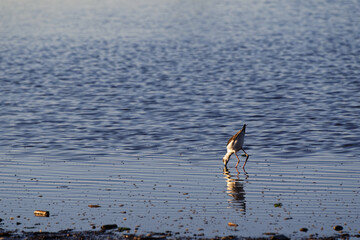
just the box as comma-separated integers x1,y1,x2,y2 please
223,124,249,168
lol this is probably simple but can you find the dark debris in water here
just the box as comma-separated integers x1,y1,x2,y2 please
118,227,131,232
101,224,118,230
273,203,282,208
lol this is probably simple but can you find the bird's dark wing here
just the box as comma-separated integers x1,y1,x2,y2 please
226,125,246,146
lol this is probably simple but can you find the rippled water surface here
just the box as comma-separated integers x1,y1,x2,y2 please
1,0,360,238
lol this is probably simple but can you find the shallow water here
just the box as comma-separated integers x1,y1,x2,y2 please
1,0,360,238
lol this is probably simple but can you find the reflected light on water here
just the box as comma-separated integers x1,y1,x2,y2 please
223,167,246,214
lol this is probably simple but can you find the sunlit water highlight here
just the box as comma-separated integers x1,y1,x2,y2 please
1,0,360,238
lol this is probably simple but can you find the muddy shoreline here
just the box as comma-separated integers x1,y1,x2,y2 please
1,229,355,240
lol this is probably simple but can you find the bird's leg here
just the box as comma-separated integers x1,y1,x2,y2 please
234,152,241,168
241,148,249,169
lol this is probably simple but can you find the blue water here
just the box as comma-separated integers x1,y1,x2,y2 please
1,0,360,238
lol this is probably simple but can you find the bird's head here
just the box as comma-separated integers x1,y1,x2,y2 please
223,155,230,166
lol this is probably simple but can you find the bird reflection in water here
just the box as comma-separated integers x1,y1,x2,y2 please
223,166,247,214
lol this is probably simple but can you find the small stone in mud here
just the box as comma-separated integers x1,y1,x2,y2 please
299,227,308,232
227,222,238,227
34,210,50,217
333,225,343,231
88,205,101,208
341,233,350,238
118,227,131,232
264,232,276,236
271,234,290,240
101,224,118,230
0,231,12,237
221,236,235,240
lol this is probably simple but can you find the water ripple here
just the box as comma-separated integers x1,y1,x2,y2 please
1,0,360,237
